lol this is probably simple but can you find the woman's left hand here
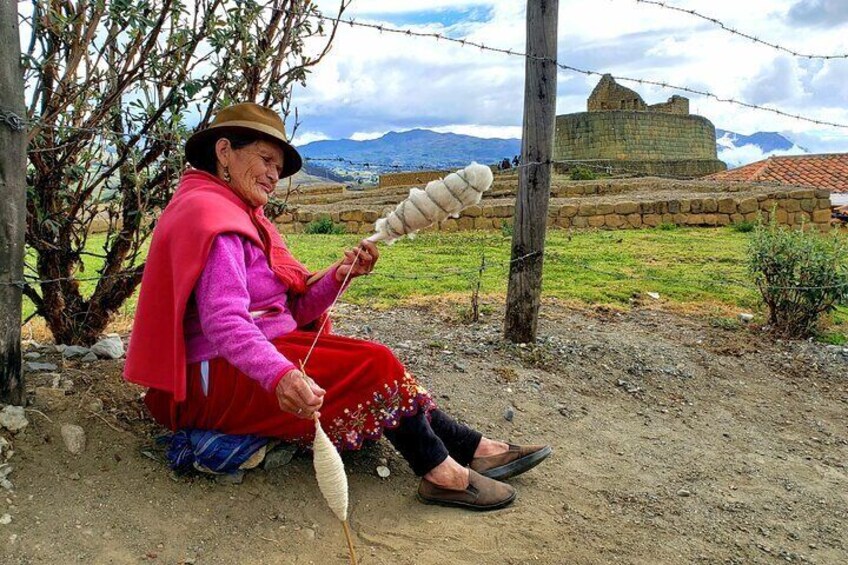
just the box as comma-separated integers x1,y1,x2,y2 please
335,239,379,282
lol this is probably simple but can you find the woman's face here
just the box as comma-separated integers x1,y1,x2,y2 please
215,138,284,207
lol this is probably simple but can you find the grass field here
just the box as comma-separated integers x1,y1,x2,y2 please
22,226,848,341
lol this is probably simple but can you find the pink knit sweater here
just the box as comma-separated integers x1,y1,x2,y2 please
183,233,344,393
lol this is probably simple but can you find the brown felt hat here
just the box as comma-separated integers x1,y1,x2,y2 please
185,103,302,179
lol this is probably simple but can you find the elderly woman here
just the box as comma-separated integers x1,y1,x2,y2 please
125,103,550,510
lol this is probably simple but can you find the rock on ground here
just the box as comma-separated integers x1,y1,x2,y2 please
60,424,86,454
0,406,28,433
90,335,124,359
0,463,13,490
25,362,58,372
62,346,90,358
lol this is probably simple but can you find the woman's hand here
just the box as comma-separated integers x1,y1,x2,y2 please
335,239,379,282
275,369,325,419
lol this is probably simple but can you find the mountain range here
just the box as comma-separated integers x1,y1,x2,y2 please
296,128,807,181
298,129,520,182
715,129,807,168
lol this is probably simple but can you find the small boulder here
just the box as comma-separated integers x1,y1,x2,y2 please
23,352,42,360
263,444,296,470
646,292,661,300
0,406,28,434
215,470,244,485
25,362,58,372
0,463,12,487
91,335,124,360
87,398,104,413
81,352,98,363
62,345,90,358
376,466,391,479
503,406,515,422
60,424,86,454
738,313,754,324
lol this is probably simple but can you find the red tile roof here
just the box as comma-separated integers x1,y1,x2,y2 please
707,153,848,193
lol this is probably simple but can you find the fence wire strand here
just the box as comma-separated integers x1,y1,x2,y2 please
8,3,848,328
9,5,848,145
633,0,848,60
313,13,848,129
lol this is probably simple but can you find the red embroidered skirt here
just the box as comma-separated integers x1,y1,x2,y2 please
144,331,436,450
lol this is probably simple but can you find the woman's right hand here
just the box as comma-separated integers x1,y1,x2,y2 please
275,369,325,419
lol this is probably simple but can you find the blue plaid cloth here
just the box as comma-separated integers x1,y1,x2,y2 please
164,430,268,474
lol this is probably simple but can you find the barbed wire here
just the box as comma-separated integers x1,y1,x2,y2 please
632,0,848,60
1,108,27,132
318,14,848,130
10,11,848,140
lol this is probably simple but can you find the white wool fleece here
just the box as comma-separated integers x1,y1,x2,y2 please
369,162,494,244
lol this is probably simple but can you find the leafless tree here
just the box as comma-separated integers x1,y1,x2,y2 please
22,0,349,344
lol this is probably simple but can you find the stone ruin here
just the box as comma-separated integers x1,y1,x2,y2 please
588,74,690,115
554,75,727,178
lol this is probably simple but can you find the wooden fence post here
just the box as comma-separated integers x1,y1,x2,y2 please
504,0,559,343
0,4,28,404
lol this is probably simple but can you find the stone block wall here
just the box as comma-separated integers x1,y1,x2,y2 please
554,159,726,178
547,189,832,231
648,95,689,115
555,111,720,162
276,188,833,234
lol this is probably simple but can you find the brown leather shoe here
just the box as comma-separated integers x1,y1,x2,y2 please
470,443,552,480
417,469,516,511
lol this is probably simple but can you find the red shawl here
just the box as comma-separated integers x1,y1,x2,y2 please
124,170,312,401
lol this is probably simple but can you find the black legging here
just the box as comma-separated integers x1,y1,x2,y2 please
383,409,483,476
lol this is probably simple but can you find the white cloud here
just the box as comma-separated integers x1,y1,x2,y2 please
743,56,807,104
291,131,331,145
786,0,848,28
296,0,848,153
350,130,394,141
719,144,807,168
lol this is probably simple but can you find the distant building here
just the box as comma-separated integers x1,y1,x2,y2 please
707,153,848,206
554,74,726,178
587,74,689,115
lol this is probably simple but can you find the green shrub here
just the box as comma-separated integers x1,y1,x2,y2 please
305,216,346,235
658,222,678,231
500,222,514,237
570,167,597,181
709,317,739,330
731,220,756,233
817,332,847,346
749,222,848,338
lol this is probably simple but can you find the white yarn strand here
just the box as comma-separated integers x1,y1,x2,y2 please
312,416,349,522
296,164,492,564
368,162,494,244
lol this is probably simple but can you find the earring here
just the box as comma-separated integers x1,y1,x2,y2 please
223,167,231,182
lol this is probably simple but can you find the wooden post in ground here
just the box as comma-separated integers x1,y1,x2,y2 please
0,4,28,404
504,0,559,343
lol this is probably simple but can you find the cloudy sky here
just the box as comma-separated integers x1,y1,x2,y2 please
293,0,848,163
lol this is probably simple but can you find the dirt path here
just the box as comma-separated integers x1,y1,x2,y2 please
2,302,847,564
